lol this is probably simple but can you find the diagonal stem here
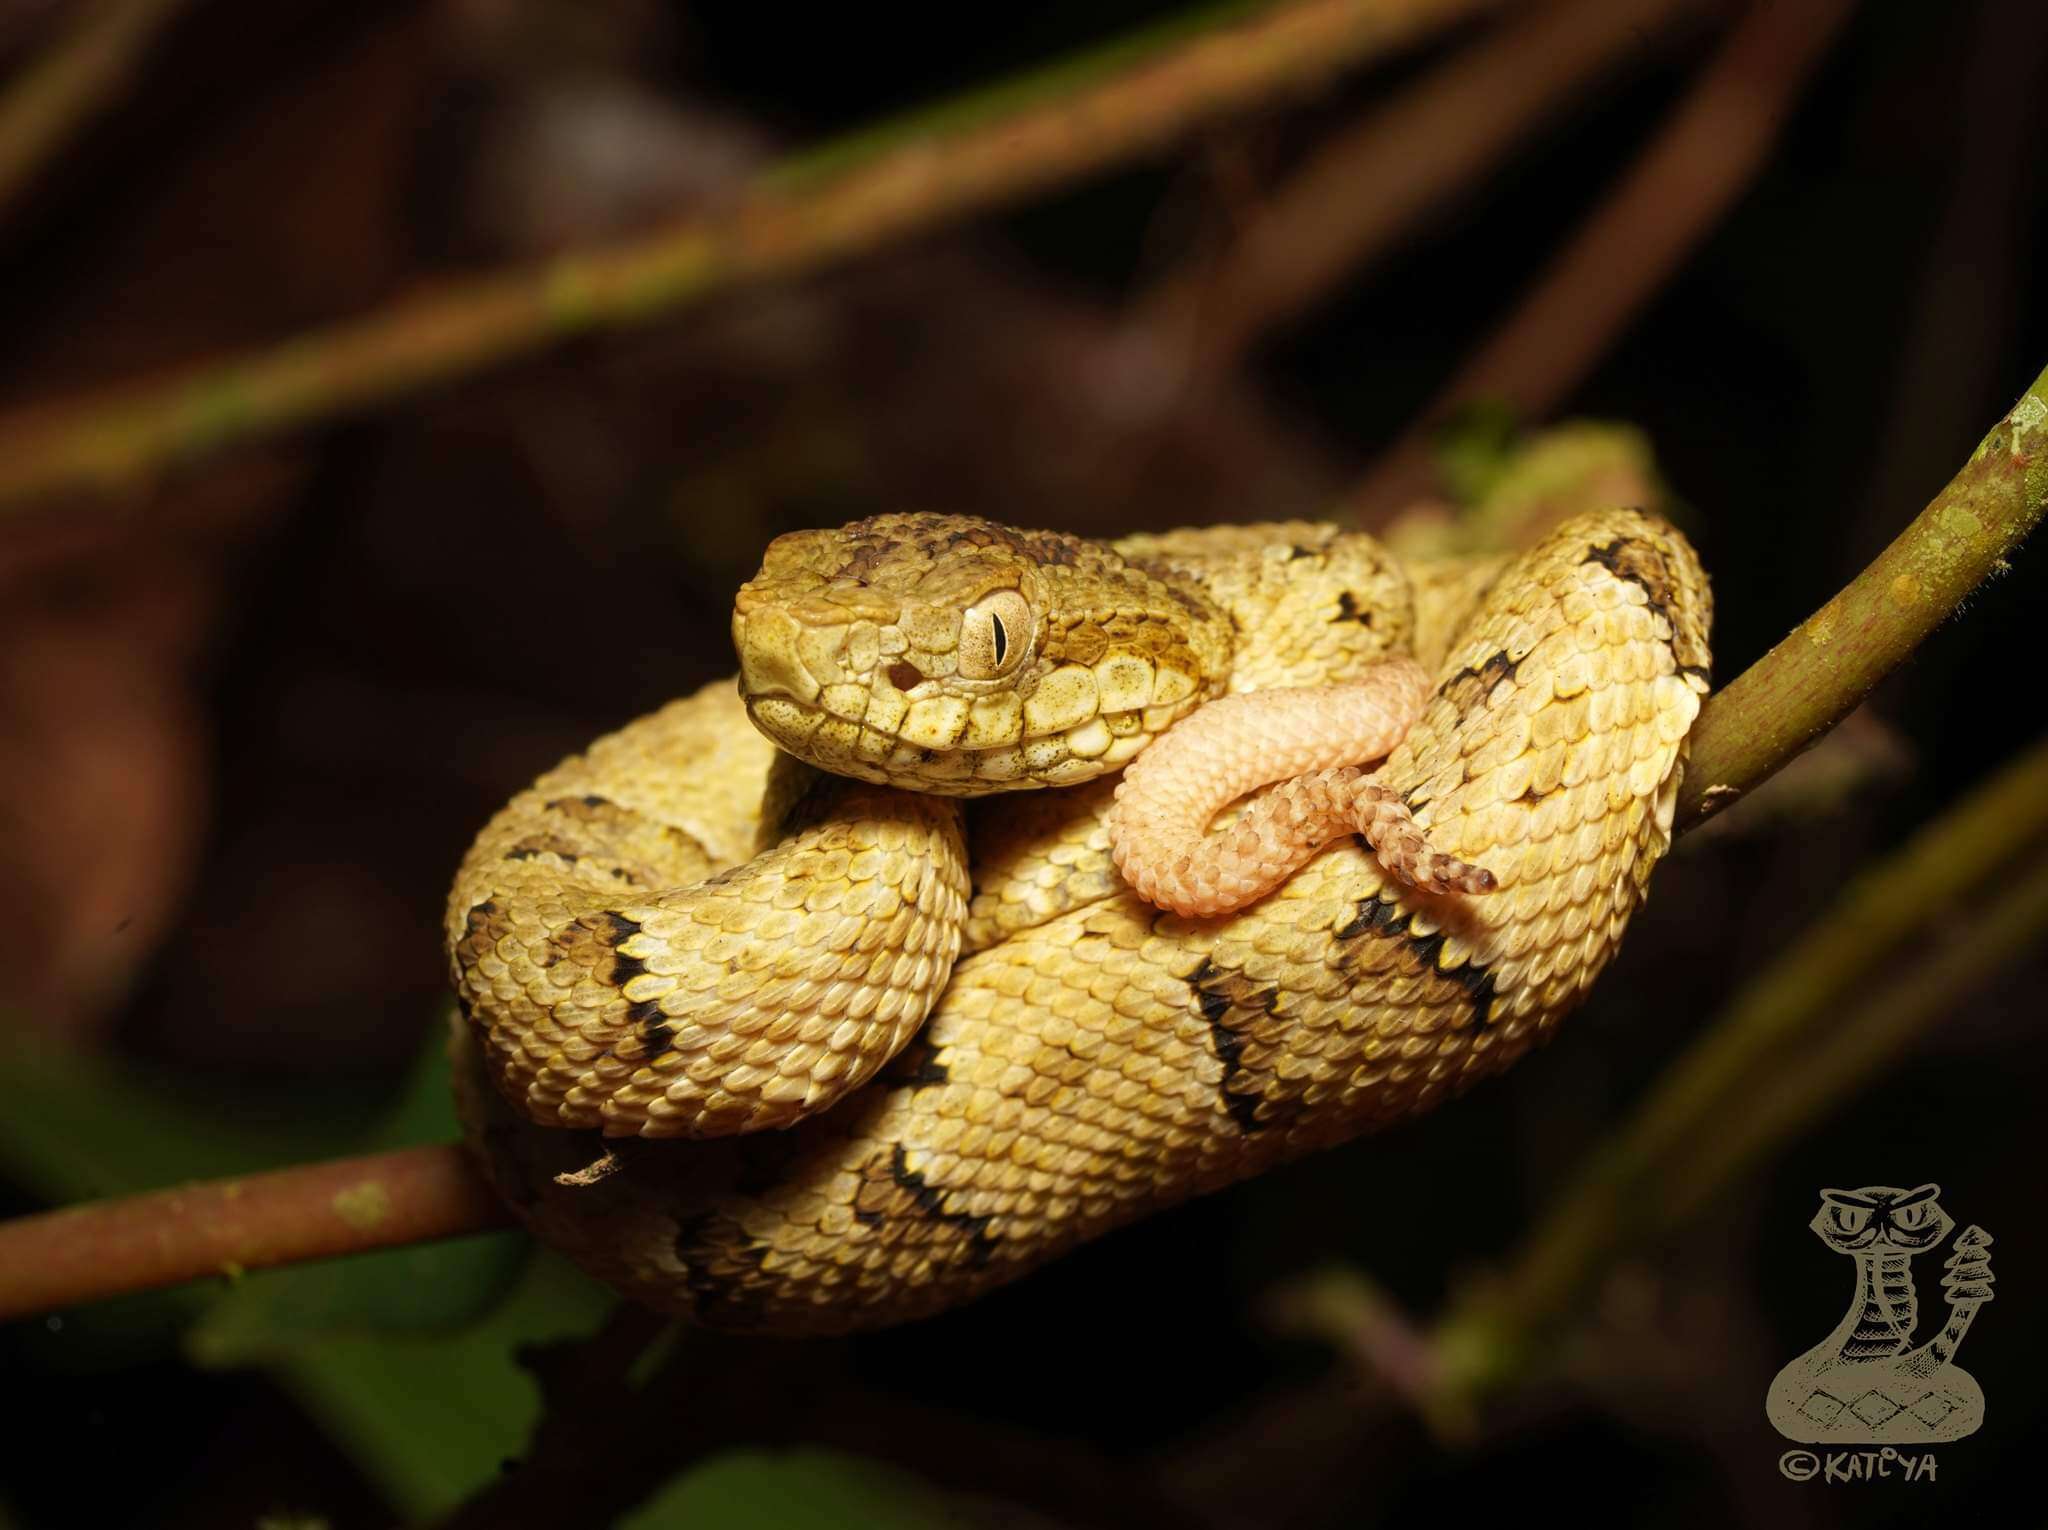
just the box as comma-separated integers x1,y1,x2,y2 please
0,0,1504,515
1430,742,2048,1404
1678,361,2048,827
1350,0,1859,516
0,0,191,225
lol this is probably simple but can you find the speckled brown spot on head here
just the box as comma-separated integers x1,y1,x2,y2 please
505,833,585,865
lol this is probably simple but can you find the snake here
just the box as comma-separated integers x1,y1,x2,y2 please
447,506,1711,1334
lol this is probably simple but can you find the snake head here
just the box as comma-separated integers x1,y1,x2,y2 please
1811,1184,1953,1252
733,512,1231,794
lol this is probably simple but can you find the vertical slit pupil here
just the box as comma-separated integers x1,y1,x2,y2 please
991,615,1007,665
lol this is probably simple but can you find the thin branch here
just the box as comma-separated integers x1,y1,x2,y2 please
0,0,1504,517
1350,0,1857,516
1427,734,2048,1406
0,0,190,225
1678,360,2048,827
1133,0,1704,373
0,363,2041,1322
0,1143,508,1321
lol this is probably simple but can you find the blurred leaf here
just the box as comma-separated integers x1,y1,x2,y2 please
1429,398,1522,507
182,1034,526,1350
186,1230,530,1358
0,1023,387,1201
225,1250,615,1520
622,1449,964,1530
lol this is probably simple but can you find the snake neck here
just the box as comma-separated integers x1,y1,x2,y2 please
1838,1250,1918,1360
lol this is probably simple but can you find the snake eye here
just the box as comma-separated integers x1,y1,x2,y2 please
958,589,1033,680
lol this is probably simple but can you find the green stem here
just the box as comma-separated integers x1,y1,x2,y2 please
0,0,1502,514
1679,362,2048,827
1433,732,2048,1403
0,0,191,225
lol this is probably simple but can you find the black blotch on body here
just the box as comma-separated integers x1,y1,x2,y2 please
1333,591,1376,625
1582,535,1679,640
1440,649,1522,716
1333,893,1496,1023
600,910,648,988
1188,957,1285,1135
879,1036,950,1090
627,997,674,1059
673,1211,772,1325
854,1145,997,1268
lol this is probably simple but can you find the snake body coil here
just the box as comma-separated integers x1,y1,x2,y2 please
449,508,1711,1334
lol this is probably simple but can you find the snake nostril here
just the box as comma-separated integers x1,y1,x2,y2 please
887,661,924,692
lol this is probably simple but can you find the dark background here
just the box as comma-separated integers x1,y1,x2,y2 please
0,1,2042,1525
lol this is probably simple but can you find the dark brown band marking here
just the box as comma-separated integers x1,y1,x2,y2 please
673,1210,771,1325
1440,649,1523,716
878,1035,950,1090
1333,591,1376,625
851,1145,998,1268
1333,893,1496,1024
1188,956,1287,1135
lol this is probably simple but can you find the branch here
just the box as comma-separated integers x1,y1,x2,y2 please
1678,360,2048,826
0,1143,508,1321
1428,733,2048,1406
1350,0,1857,515
0,0,1504,516
0,364,2042,1322
0,0,190,225
1132,0,1704,372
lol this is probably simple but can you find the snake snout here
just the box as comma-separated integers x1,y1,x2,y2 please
734,607,821,706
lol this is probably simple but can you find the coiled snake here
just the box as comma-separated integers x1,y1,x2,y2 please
447,507,1711,1334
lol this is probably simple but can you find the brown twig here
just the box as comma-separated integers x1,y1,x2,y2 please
0,0,1504,516
1350,0,1858,516
0,0,190,225
0,1142,508,1321
1134,0,1705,373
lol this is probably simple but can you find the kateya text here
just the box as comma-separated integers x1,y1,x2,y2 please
1780,1447,1938,1483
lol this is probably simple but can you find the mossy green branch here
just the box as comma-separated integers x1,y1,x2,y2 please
1679,362,2048,827
0,0,1502,515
